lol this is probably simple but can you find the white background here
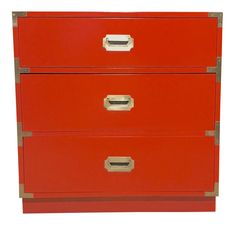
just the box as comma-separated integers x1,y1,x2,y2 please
0,0,234,224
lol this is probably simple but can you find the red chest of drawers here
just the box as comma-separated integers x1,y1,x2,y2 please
13,12,222,213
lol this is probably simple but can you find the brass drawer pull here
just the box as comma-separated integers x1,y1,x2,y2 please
105,156,134,172
104,95,134,111
103,34,134,51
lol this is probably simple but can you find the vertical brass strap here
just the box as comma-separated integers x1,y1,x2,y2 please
205,121,220,146
207,57,222,83
215,121,220,146
14,58,30,84
17,122,32,147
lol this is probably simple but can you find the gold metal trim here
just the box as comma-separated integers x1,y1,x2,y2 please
104,95,134,111
207,57,222,83
105,156,134,172
208,12,223,28
205,130,215,136
19,184,34,199
12,11,27,27
103,34,134,51
215,121,220,146
205,121,220,145
14,58,20,83
17,122,32,147
14,58,30,83
205,182,219,197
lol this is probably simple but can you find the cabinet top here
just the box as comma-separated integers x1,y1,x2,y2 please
12,11,222,18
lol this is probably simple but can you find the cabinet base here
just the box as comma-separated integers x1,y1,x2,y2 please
23,197,215,213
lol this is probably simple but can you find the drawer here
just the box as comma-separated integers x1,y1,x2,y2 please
17,16,217,68
20,73,216,132
23,135,215,198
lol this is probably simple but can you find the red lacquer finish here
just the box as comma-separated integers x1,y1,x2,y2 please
23,135,215,197
13,12,222,213
23,197,215,213
26,12,209,18
18,17,217,69
20,74,216,132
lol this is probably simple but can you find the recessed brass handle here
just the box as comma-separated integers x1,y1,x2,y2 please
103,34,134,51
104,95,134,111
105,156,134,172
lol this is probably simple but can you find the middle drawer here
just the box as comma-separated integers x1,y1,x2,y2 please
20,73,216,133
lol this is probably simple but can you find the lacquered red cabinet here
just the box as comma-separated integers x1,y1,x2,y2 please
13,12,222,213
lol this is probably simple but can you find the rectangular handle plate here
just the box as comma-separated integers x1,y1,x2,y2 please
105,156,134,172
103,34,134,51
104,95,134,111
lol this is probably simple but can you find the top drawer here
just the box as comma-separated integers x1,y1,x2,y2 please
15,13,219,69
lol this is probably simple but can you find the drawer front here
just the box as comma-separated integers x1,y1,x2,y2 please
23,135,215,197
18,17,217,68
21,74,216,132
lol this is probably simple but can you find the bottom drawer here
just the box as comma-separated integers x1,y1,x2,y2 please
22,135,215,198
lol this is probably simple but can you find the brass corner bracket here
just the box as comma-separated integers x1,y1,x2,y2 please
17,122,32,147
205,121,220,145
19,184,34,199
14,58,30,83
12,11,27,27
205,182,219,197
207,57,222,83
208,12,223,28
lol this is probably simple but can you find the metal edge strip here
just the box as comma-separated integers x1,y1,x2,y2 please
14,58,30,83
207,57,222,83
17,122,32,147
205,121,220,145
12,11,27,27
208,12,223,28
19,184,34,199
204,182,219,197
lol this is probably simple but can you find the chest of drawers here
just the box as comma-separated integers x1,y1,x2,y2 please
13,12,222,213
